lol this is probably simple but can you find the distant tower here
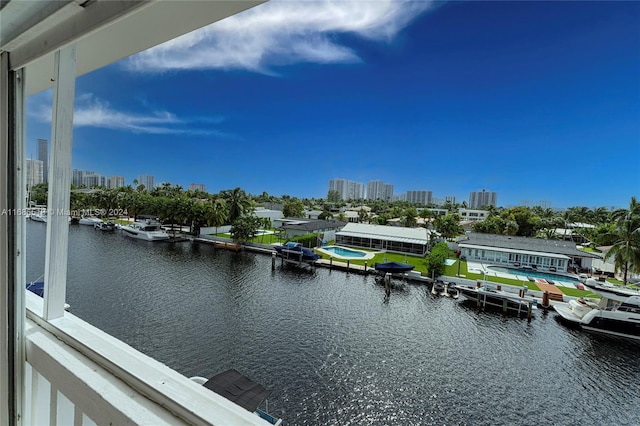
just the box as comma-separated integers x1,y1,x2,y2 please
37,139,48,183
469,189,497,209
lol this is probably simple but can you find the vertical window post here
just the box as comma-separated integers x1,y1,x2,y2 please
43,45,76,321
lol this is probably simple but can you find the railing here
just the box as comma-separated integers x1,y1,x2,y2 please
24,292,266,425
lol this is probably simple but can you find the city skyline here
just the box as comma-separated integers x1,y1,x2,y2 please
24,1,639,209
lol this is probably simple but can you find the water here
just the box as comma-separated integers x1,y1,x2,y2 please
320,246,367,258
487,265,581,285
27,223,640,425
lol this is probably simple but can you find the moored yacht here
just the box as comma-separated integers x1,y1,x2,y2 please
120,220,170,241
554,279,640,340
456,283,536,318
79,216,103,226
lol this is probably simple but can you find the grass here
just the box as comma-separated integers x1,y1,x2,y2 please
315,249,429,273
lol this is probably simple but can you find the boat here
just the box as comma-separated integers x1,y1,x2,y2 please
190,369,282,425
447,282,460,299
432,280,445,295
373,261,415,274
274,242,320,262
94,221,116,231
79,216,103,226
119,219,170,241
456,283,536,317
30,211,47,222
554,278,640,340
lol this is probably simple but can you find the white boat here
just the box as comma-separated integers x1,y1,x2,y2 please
79,217,103,226
554,278,640,340
456,283,537,317
94,221,116,232
120,219,170,241
29,208,48,222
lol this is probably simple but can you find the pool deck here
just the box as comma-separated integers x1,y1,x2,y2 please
468,261,581,289
315,246,377,261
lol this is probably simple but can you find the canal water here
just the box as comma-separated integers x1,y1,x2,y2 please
27,222,640,425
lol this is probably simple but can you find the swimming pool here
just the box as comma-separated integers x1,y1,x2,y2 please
317,246,375,260
487,265,581,284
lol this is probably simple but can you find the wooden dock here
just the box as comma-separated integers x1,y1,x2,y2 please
535,281,564,302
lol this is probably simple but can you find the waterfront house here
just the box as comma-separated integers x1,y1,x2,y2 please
0,1,270,424
335,223,430,256
457,233,601,273
273,218,347,239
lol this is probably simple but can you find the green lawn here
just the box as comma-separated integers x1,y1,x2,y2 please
315,249,429,273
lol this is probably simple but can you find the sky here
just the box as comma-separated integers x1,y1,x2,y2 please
25,0,640,209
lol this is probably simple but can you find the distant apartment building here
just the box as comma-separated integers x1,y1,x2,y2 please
366,180,393,201
26,159,44,189
469,189,497,209
189,183,206,192
329,178,365,201
406,190,432,205
37,138,48,183
458,208,489,222
445,195,457,205
138,174,155,190
72,169,84,187
108,176,125,189
82,171,102,188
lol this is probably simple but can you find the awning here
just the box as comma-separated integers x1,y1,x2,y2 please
336,231,427,245
458,243,570,259
203,369,271,413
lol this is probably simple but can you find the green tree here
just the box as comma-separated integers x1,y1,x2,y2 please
318,211,333,220
402,207,418,227
230,216,261,242
283,199,305,218
209,198,228,235
604,197,640,286
434,213,463,240
357,208,370,224
223,187,252,223
426,242,449,279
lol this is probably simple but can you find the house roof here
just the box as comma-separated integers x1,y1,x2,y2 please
458,233,601,259
282,219,346,232
336,223,429,245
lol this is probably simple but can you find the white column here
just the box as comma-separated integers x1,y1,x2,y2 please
1,52,27,426
0,49,11,426
43,45,76,321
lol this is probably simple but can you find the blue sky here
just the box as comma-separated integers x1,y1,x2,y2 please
26,1,639,209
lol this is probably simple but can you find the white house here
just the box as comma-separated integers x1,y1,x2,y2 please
336,223,430,256
457,233,601,273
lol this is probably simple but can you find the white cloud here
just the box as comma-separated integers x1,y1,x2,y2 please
126,0,435,73
29,93,230,136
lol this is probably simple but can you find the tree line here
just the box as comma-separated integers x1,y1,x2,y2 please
29,184,638,284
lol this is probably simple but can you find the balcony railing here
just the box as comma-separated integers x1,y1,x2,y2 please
24,291,265,425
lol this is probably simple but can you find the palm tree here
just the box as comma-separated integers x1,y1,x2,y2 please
604,197,640,286
209,198,228,235
223,187,252,223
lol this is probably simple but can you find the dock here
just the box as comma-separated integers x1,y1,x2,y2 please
535,281,565,303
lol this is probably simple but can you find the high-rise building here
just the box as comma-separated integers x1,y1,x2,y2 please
406,190,433,205
137,174,155,190
366,180,394,201
82,171,101,188
189,183,206,192
72,169,84,187
469,190,498,209
37,139,48,183
444,195,457,205
328,178,365,201
108,176,125,189
26,159,44,189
